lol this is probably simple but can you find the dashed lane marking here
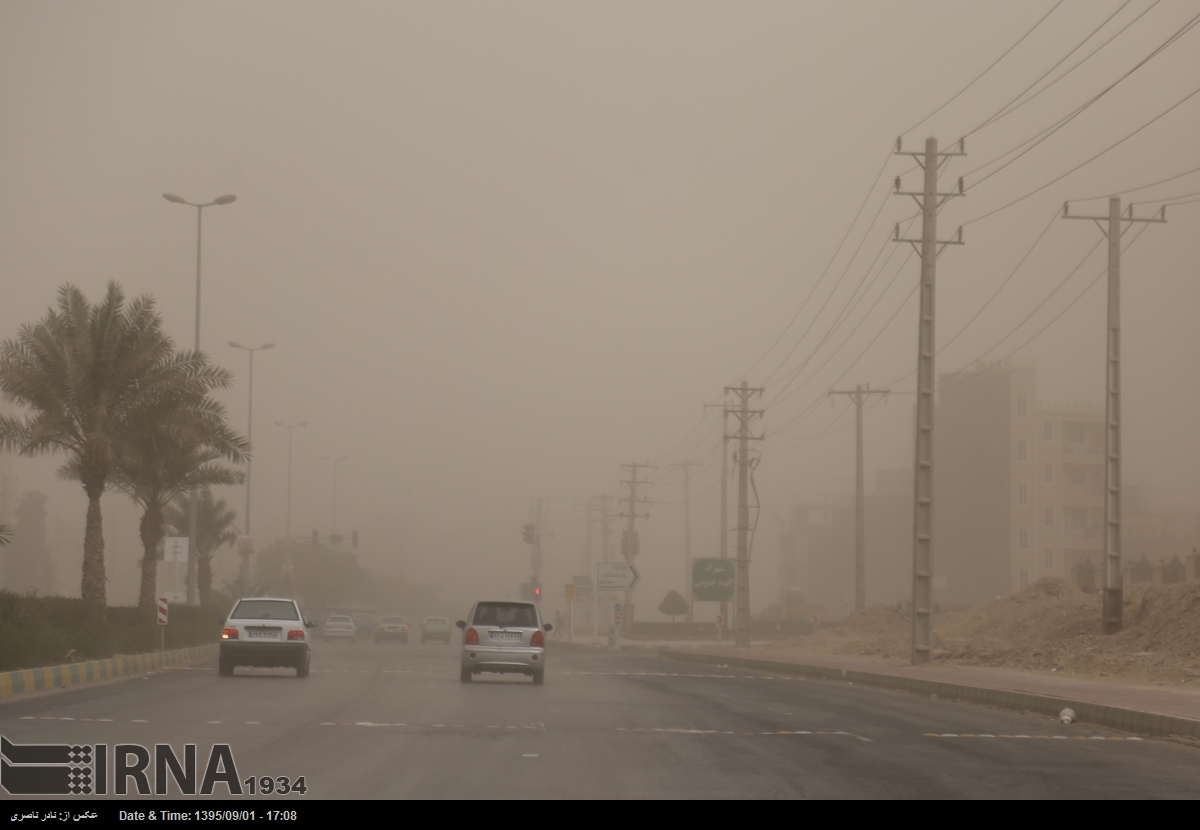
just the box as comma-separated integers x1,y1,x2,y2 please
925,733,1138,741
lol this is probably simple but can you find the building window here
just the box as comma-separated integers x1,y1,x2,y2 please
1044,549,1054,570
1017,397,1028,418
1019,527,1030,549
1044,506,1054,526
1017,441,1028,462
1044,421,1053,441
1018,484,1028,505
1044,463,1054,484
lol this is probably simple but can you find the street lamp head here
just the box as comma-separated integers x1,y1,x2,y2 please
214,194,238,206
162,193,187,204
228,341,244,350
261,343,276,350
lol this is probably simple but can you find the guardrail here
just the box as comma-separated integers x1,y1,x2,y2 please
0,644,218,699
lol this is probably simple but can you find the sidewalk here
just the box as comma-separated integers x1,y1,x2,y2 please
664,647,1200,739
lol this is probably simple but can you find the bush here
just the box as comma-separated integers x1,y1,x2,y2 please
0,591,226,671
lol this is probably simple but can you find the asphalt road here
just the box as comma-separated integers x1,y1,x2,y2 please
2,640,1198,799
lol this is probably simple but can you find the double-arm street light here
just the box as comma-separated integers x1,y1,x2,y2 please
275,421,308,542
323,455,349,540
229,342,274,584
163,192,237,605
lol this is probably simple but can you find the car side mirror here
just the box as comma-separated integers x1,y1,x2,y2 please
306,621,318,628
456,620,466,629
543,623,553,632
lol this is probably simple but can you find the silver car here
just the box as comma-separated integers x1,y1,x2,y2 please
219,597,317,678
457,600,552,684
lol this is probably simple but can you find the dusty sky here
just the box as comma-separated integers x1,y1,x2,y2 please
2,1,1198,614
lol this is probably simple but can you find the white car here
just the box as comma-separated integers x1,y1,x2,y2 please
219,597,316,678
323,614,358,641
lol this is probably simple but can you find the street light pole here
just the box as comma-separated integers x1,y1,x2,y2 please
324,455,348,539
275,421,307,543
163,192,236,605
229,341,274,584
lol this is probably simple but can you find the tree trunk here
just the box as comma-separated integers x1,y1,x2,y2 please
138,504,163,608
81,481,106,611
198,547,213,605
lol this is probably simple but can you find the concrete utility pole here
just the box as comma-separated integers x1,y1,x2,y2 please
894,136,965,664
533,498,545,596
724,381,763,648
828,384,890,613
704,401,731,631
1062,196,1165,634
619,463,653,630
667,461,700,623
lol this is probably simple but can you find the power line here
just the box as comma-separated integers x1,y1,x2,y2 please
900,0,1066,138
1068,163,1200,203
970,0,1151,135
962,77,1200,227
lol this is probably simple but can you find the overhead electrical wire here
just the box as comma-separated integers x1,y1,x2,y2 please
900,0,1066,138
1068,163,1200,203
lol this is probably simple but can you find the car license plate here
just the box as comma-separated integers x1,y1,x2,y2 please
490,631,521,641
248,629,279,639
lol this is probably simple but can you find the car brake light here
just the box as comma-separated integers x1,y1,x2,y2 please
465,627,479,646
402,626,408,632
531,630,544,648
222,628,238,640
288,630,305,641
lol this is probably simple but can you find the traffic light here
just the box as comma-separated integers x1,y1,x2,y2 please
352,530,359,548
522,524,535,544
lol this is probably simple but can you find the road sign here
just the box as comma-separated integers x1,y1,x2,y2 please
163,537,188,563
157,597,169,626
565,584,576,601
572,575,593,598
715,614,725,626
692,558,735,602
597,562,640,591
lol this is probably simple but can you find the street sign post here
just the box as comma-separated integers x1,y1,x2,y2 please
164,537,188,606
597,563,640,591
565,584,576,601
692,558,735,602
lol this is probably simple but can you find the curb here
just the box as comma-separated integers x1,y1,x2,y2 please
0,644,218,699
661,650,1200,740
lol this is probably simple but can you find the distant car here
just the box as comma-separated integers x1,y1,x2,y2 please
323,614,357,641
457,600,551,685
219,597,317,678
420,617,452,644
375,616,409,643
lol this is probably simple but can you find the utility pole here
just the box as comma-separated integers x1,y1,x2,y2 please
828,384,890,613
667,461,700,623
619,463,653,631
894,136,965,665
724,381,763,648
704,401,731,630
1062,196,1165,634
533,498,544,597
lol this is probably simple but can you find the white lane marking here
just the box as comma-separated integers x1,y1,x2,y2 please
320,723,336,726
522,754,538,758
832,731,873,743
132,719,148,723
99,719,112,722
19,717,34,720
59,717,75,721
207,721,222,724
245,721,260,725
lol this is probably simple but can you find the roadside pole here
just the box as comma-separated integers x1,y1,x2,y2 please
158,597,169,653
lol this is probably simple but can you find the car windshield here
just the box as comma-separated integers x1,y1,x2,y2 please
425,618,448,627
380,617,405,625
231,600,299,621
472,603,537,627
327,615,353,624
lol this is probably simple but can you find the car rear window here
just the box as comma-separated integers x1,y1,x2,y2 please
380,617,405,624
327,615,353,623
231,600,299,621
472,603,537,627
425,618,448,626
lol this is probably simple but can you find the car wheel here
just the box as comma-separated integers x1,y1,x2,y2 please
218,658,233,677
296,653,310,678
460,667,472,684
532,670,545,686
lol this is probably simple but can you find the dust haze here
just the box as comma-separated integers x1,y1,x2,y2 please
2,1,1199,625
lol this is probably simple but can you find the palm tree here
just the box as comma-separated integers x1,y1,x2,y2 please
0,282,236,610
165,487,239,605
0,522,10,547
115,425,248,607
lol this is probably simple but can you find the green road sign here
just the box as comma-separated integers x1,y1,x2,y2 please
692,558,734,602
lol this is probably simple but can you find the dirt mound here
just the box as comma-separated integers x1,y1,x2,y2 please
761,577,1200,685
